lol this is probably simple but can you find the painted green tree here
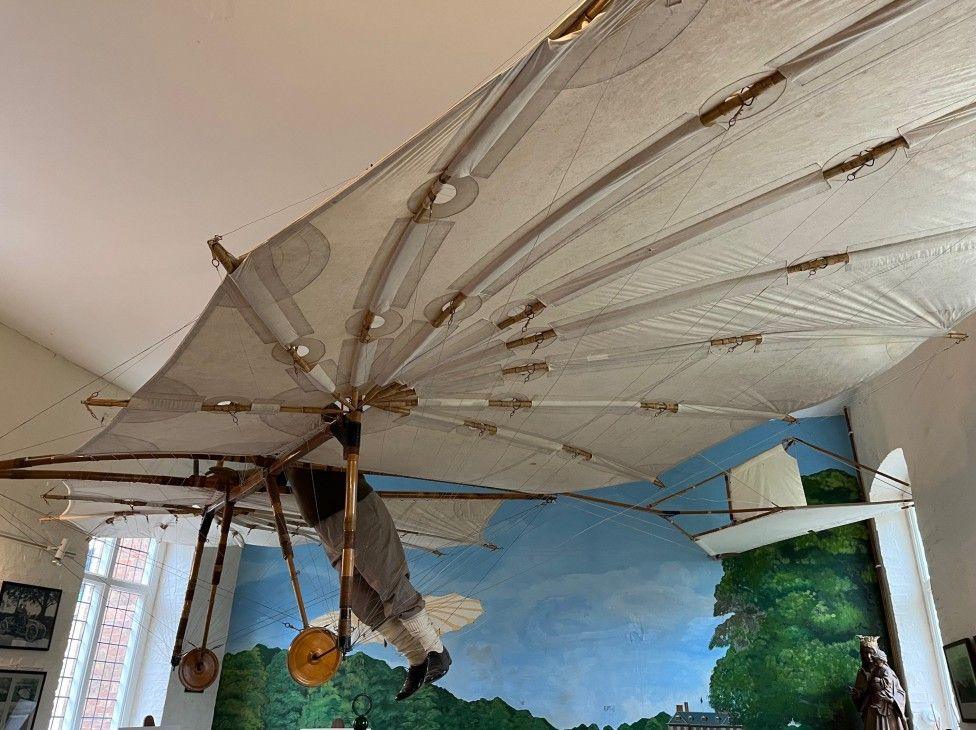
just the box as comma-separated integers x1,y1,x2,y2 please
212,647,674,729
566,714,671,730
213,648,563,729
708,468,889,729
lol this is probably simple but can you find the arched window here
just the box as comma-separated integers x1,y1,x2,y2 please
868,449,957,727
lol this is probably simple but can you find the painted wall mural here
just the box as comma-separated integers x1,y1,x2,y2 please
212,416,889,729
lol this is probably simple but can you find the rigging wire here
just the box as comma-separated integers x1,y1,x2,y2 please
0,319,196,447
0,491,180,657
716,231,976,455
220,498,549,646
0,426,106,459
471,7,651,487
502,130,734,492
533,111,970,492
346,500,549,646
430,500,547,620
14,482,316,635
443,1,976,460
215,0,588,243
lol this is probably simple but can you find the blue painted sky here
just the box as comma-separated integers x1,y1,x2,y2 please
224,416,854,728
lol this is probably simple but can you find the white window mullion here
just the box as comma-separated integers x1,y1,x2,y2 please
49,578,105,730
72,537,116,730
116,541,167,728
109,590,145,729
50,537,160,730
74,580,113,730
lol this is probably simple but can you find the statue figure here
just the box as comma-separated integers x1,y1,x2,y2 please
852,636,909,730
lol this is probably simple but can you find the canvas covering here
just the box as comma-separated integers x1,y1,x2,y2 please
727,445,807,521
58,478,503,550
58,0,976,540
311,593,483,646
694,500,909,556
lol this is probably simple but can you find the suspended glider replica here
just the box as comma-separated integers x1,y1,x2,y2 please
2,0,974,691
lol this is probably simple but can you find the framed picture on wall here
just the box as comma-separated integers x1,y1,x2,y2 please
0,581,62,651
0,669,45,729
943,638,976,722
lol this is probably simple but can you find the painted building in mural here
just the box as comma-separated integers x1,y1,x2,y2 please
666,702,742,729
212,416,889,729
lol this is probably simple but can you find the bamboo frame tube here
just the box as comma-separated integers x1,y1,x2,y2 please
40,484,543,506
497,300,546,330
487,398,533,409
224,420,336,503
821,137,909,180
501,362,550,376
350,175,447,391
550,0,611,39
563,491,780,517
648,471,731,508
413,408,659,484
207,235,242,274
0,469,210,488
266,478,310,628
506,329,556,350
462,419,498,436
40,508,201,523
81,396,340,417
640,401,679,413
786,252,849,273
562,445,593,460
698,71,786,126
710,333,763,347
0,452,271,472
200,497,234,650
171,510,216,667
82,397,129,408
784,437,911,488
338,412,362,653
380,491,547,501
658,513,702,551
431,292,468,328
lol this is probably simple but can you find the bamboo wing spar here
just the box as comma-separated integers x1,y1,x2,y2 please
44,480,514,552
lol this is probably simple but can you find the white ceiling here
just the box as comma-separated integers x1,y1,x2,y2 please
0,0,573,392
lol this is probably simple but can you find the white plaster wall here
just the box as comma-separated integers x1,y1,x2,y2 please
0,321,125,728
123,543,240,729
849,314,976,728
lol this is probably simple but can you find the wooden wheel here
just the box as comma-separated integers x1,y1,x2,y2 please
178,647,220,691
287,626,341,687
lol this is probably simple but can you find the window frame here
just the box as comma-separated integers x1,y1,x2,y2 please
50,537,163,730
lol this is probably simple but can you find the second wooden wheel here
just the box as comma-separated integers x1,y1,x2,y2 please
287,626,342,687
178,647,220,691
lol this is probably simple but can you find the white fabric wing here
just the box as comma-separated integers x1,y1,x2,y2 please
311,593,483,644
694,500,909,556
728,445,807,521
60,480,503,550
69,0,976,504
